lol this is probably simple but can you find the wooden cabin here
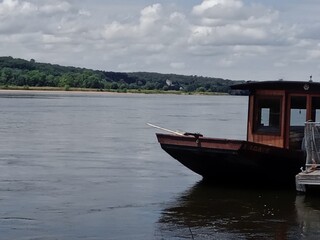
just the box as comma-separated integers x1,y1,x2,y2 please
233,81,320,150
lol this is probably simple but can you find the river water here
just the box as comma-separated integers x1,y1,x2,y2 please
0,91,319,240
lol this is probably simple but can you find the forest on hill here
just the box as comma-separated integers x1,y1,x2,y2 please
0,56,244,93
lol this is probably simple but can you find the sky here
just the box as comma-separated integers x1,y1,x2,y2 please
1,0,320,81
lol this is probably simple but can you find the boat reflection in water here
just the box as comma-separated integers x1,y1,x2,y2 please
156,182,320,239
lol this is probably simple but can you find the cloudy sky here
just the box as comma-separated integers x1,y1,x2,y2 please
1,0,320,81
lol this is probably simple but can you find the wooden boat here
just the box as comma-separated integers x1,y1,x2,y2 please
153,81,320,186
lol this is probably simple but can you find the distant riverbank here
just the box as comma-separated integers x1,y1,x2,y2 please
0,85,228,95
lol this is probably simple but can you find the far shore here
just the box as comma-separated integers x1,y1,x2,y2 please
0,88,132,95
0,86,228,96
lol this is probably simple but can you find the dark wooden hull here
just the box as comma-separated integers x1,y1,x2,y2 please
156,133,306,186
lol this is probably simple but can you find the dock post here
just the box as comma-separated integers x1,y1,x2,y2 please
295,174,306,192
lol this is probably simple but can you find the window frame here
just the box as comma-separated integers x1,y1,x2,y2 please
253,95,283,135
311,96,320,122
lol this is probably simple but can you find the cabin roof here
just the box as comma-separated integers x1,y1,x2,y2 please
231,80,320,92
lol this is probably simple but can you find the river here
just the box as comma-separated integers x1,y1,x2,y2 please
0,91,319,239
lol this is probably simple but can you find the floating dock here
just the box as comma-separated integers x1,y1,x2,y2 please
296,170,320,192
296,122,320,193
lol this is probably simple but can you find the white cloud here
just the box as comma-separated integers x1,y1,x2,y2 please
192,0,243,16
101,3,189,61
307,49,320,60
0,0,37,19
139,3,162,32
39,1,71,14
102,21,135,40
102,3,188,42
219,58,234,67
170,62,186,70
189,25,267,46
0,0,320,80
42,34,71,44
189,0,287,48
0,0,19,13
78,9,90,16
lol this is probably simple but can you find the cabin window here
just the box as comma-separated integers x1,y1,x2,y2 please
254,96,282,134
311,97,320,122
290,96,307,126
289,96,307,149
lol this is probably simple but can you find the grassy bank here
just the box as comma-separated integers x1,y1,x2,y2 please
0,85,228,95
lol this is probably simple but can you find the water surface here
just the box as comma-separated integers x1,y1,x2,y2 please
0,91,319,239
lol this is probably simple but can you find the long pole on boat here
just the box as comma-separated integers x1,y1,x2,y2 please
146,123,185,136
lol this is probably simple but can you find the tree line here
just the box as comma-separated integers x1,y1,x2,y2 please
0,56,244,93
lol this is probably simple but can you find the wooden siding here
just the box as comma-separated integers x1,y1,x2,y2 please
247,90,286,148
248,90,320,149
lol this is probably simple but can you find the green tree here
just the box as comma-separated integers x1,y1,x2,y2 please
111,82,119,89
0,67,13,85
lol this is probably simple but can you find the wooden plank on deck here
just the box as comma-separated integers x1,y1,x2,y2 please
296,170,320,192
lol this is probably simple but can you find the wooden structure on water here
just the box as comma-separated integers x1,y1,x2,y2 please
295,122,320,192
153,81,320,186
296,170,320,192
